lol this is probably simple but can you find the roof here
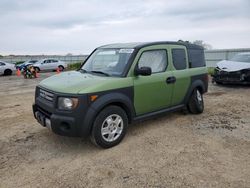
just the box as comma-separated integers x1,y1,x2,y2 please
99,41,204,50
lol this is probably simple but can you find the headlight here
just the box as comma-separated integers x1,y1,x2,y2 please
58,97,78,110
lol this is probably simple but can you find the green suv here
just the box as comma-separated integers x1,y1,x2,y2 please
33,41,208,148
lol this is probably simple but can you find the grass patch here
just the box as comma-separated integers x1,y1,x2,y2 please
15,61,25,65
68,62,83,70
207,67,215,75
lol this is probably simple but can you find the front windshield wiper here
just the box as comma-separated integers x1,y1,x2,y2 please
90,70,110,76
79,69,89,73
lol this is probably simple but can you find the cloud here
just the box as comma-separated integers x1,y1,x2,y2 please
0,0,249,54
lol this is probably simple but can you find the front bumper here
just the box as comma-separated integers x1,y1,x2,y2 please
33,104,78,136
33,86,95,137
212,69,250,84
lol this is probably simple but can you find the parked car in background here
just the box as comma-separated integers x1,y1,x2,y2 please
212,52,250,84
33,59,67,72
16,60,38,70
0,61,16,76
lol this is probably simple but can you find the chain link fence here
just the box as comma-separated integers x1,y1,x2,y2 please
0,55,88,64
1,48,250,67
205,48,250,67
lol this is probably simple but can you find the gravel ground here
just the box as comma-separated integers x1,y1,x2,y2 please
0,73,250,188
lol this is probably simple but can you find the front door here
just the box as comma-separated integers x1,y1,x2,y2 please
41,60,51,70
133,48,174,115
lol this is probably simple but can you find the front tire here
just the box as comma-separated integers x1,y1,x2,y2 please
4,69,12,76
91,105,128,148
187,88,204,114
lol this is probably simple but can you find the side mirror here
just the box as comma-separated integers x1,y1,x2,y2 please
135,66,152,76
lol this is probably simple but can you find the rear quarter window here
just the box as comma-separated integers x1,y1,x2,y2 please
188,49,206,68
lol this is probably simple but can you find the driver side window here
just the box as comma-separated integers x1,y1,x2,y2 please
138,50,168,73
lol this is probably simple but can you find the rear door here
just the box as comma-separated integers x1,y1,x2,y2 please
50,59,59,69
170,46,190,106
133,46,174,115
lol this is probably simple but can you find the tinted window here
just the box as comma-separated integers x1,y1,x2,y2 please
138,50,167,73
172,49,187,70
188,49,205,68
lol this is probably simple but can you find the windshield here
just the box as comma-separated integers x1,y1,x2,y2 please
230,54,250,63
81,48,134,76
34,59,43,64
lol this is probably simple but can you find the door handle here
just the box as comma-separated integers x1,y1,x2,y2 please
166,76,176,84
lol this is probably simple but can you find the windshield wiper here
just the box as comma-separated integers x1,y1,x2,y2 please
79,69,88,73
90,70,110,76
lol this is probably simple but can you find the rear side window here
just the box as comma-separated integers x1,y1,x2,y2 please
138,50,167,73
172,49,187,70
188,49,205,68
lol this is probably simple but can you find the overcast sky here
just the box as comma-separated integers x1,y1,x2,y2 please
0,0,249,55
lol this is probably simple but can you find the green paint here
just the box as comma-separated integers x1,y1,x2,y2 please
39,71,133,94
38,42,207,116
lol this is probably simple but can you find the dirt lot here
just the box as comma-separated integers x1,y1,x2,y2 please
0,73,250,188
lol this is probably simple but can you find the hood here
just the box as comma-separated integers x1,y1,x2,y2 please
39,71,132,94
217,60,250,72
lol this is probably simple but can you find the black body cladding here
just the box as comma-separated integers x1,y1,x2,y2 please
33,86,134,137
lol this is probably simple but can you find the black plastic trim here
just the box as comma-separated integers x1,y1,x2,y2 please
33,86,135,137
183,73,208,105
133,104,184,122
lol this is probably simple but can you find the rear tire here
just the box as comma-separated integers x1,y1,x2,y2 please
91,105,128,148
4,69,12,76
58,65,64,71
187,88,204,114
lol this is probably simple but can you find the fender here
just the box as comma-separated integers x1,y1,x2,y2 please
81,88,135,136
183,75,207,104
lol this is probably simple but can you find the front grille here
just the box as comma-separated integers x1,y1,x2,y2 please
39,89,54,102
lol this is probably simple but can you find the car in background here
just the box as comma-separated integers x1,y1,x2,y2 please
0,61,16,76
16,60,38,70
33,59,67,72
212,52,250,84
